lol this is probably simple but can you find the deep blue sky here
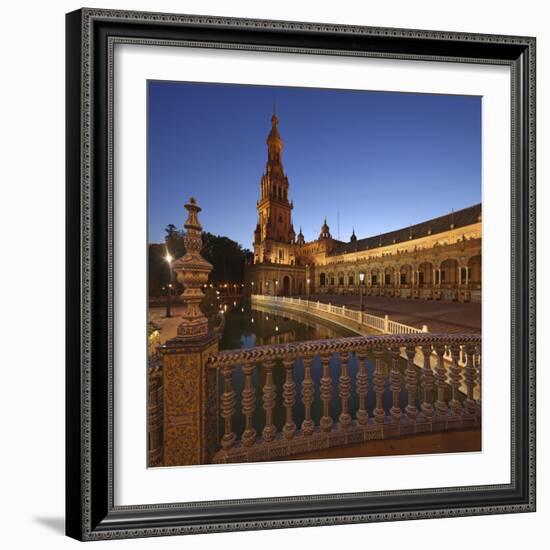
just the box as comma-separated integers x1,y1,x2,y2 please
148,81,481,248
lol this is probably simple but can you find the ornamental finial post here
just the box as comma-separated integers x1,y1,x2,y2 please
172,197,213,341
159,197,220,467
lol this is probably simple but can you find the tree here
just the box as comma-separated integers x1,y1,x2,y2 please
148,227,250,297
164,224,185,259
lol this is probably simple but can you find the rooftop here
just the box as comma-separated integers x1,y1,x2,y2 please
330,203,481,256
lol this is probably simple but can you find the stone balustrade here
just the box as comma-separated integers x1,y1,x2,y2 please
252,294,427,335
207,333,481,464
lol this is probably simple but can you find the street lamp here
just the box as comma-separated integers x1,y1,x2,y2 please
164,251,174,318
275,280,279,296
359,272,365,314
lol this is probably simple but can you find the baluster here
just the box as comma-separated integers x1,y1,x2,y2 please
434,345,448,417
420,345,434,421
449,344,463,416
475,344,482,411
262,359,277,443
373,347,386,424
390,346,402,422
463,344,477,416
241,362,256,446
338,351,352,430
405,344,418,420
282,357,296,439
320,352,333,432
220,364,236,450
355,351,368,426
301,355,315,435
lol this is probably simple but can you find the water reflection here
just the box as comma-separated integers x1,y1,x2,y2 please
219,301,357,350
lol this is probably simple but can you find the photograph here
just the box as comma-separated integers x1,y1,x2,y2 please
146,81,483,467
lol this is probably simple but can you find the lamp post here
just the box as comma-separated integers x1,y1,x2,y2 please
359,271,365,315
275,279,279,297
305,264,310,300
164,251,174,318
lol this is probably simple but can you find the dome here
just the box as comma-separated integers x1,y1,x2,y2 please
319,218,332,240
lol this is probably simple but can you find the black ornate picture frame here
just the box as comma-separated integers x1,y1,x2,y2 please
66,8,536,541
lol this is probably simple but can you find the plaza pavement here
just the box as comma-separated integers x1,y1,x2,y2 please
304,293,481,334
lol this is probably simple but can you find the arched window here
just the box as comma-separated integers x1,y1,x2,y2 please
320,273,326,287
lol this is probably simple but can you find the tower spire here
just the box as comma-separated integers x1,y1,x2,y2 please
267,107,282,164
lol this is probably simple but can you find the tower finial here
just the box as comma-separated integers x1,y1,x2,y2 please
271,103,278,126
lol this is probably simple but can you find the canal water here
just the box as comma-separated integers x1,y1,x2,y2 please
217,300,462,440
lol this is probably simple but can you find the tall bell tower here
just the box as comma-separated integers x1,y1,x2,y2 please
253,108,295,263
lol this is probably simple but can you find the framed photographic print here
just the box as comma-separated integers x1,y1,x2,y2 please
66,8,536,541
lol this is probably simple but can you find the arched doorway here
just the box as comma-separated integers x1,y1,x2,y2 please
440,258,459,287
399,265,412,286
337,271,345,294
283,275,291,296
418,262,434,287
440,258,459,300
467,254,482,302
347,271,355,294
467,255,482,288
370,268,380,287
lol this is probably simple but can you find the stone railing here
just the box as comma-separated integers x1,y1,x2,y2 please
147,355,163,467
252,294,427,334
207,333,481,464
